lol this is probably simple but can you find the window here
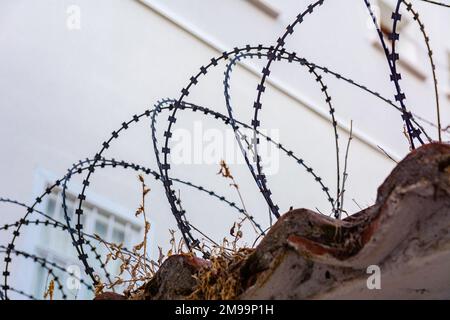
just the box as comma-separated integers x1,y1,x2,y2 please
31,186,141,300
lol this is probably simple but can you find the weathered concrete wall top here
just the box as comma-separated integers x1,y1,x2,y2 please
97,143,450,300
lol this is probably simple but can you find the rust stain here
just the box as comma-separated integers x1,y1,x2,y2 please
185,255,211,269
360,214,380,246
287,234,335,257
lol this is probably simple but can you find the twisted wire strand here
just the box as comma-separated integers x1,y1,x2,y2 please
0,247,70,299
363,0,424,148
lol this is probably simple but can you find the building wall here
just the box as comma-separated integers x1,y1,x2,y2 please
0,0,448,298
145,0,450,152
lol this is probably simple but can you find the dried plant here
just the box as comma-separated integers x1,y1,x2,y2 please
94,174,161,297
217,160,258,235
188,247,253,300
94,275,105,296
403,125,413,151
93,164,259,300
335,120,353,219
134,174,152,276
186,162,260,300
167,229,186,256
377,145,398,163
43,278,55,300
229,218,245,252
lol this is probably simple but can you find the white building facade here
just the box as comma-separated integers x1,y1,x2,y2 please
0,0,449,299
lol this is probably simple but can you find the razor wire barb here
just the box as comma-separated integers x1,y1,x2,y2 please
1,0,448,299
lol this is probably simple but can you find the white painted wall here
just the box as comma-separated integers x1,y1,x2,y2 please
0,0,448,298
144,0,450,152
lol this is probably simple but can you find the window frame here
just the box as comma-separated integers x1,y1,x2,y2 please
19,168,143,299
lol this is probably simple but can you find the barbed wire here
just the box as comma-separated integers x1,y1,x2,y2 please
1,0,448,299
401,0,442,141
0,247,69,299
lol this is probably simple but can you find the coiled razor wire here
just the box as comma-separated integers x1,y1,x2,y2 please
1,0,448,299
